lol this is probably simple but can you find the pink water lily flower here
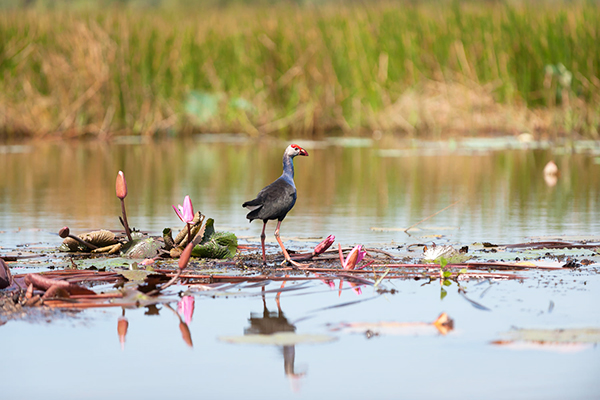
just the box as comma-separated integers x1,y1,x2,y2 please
338,279,363,297
339,244,366,270
178,295,195,325
173,195,194,223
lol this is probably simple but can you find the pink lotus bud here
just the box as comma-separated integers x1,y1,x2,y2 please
178,241,194,271
116,171,128,200
313,235,335,256
58,226,70,239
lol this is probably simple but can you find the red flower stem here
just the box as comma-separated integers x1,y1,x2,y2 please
120,199,133,242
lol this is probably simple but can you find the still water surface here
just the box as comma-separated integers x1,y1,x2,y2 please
1,136,599,399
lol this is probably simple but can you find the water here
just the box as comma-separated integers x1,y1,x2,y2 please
1,136,600,399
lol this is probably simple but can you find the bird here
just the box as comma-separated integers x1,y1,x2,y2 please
243,144,309,266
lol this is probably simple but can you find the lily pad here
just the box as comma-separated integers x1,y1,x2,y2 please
123,238,162,259
192,220,238,259
114,268,160,282
59,230,118,252
501,328,600,344
219,332,337,346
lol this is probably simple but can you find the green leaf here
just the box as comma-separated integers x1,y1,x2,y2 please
459,268,468,274
201,218,216,244
443,279,452,286
439,257,448,268
440,288,447,300
442,270,452,278
192,231,238,259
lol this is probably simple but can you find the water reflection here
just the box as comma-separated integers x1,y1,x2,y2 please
117,309,128,351
328,312,455,338
117,300,196,350
165,303,194,347
245,286,304,387
1,138,599,248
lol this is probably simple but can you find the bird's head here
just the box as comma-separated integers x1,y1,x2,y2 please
287,144,309,157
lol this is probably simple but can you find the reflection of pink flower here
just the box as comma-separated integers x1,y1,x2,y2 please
178,296,195,325
313,235,335,256
314,273,335,289
348,282,362,295
340,244,366,270
173,195,194,223
117,316,128,351
338,279,363,296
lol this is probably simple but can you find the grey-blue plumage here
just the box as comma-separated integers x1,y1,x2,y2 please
243,177,297,222
243,144,308,265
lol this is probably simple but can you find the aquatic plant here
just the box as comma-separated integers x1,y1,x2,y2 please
173,195,194,245
313,235,335,256
58,226,99,250
116,171,133,241
339,244,366,270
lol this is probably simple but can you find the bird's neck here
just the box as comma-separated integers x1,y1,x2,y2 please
281,153,295,183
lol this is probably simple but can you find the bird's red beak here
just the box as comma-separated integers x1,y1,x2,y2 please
299,147,309,156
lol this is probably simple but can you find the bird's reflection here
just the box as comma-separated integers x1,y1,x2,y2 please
244,286,305,388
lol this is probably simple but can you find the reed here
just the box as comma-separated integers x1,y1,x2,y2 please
0,1,598,138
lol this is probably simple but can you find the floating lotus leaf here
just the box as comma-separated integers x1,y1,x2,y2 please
501,328,600,343
193,231,238,259
59,230,118,252
122,238,162,259
115,268,160,282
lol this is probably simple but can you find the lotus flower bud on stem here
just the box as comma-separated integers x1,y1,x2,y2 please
313,235,335,256
116,171,133,242
178,241,194,271
58,226,98,250
115,171,128,200
58,226,70,238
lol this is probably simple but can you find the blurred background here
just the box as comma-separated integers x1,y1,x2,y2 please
0,0,598,140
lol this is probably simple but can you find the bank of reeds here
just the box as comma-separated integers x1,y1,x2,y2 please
0,1,599,139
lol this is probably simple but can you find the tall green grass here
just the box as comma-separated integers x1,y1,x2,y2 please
0,1,598,138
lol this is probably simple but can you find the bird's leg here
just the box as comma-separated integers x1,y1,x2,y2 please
260,221,267,265
274,221,309,268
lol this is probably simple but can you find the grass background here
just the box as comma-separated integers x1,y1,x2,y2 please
0,0,599,139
